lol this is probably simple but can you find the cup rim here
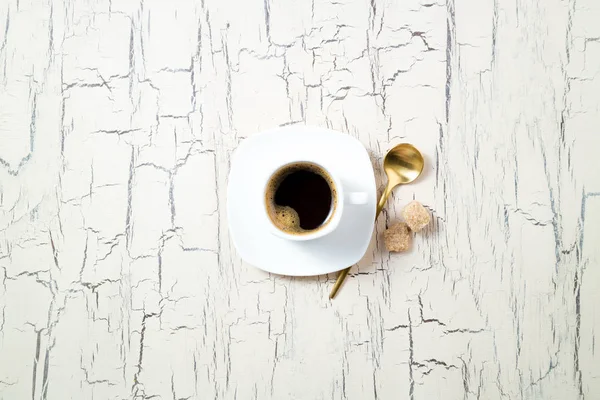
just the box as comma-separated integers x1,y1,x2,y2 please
262,161,344,241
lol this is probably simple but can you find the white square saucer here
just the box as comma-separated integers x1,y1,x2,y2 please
227,126,376,276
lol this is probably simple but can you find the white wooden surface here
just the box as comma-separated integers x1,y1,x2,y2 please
1,0,599,399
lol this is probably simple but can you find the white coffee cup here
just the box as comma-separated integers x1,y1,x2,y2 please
262,161,368,241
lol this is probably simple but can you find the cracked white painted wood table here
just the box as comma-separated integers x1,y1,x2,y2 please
0,0,599,399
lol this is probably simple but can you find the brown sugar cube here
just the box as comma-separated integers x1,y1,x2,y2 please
384,222,411,252
402,201,431,232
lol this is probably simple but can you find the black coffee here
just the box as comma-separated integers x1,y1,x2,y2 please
265,163,336,234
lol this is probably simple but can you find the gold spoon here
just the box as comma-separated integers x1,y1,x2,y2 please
329,143,424,299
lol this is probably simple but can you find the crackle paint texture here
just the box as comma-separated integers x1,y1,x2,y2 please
0,0,599,399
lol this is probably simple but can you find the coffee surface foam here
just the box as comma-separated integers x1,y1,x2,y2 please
273,205,301,231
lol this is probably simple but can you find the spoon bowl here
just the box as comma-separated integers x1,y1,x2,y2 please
383,144,425,185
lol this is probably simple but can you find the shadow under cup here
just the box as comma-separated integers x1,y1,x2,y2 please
264,162,338,236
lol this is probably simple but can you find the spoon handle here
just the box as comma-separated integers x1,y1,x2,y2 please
329,182,395,299
376,183,394,219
